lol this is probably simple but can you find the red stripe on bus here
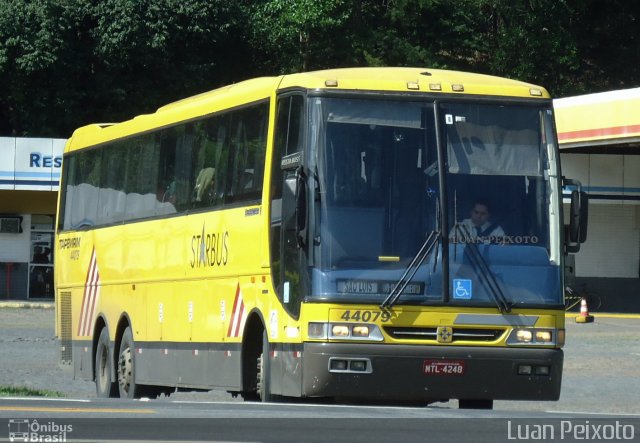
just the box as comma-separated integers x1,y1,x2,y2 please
77,248,96,337
558,124,640,141
233,301,245,338
227,284,241,337
84,259,100,337
83,251,99,336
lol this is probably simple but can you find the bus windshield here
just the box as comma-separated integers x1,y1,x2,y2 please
310,97,562,307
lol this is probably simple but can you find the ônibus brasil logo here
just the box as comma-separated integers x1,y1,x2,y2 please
8,419,72,442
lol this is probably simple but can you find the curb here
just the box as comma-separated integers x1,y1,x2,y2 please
565,312,640,320
0,301,54,309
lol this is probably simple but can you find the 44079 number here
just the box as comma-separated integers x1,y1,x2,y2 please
340,310,391,322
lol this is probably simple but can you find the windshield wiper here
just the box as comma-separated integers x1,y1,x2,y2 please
455,224,512,313
380,230,440,309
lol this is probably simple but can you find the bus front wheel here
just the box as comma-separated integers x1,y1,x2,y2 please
257,330,275,402
95,328,118,398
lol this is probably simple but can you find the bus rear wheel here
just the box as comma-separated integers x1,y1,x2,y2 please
95,328,117,398
117,327,143,399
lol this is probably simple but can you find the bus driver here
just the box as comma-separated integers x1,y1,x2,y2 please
451,200,505,243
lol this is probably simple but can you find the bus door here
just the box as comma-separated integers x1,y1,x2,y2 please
270,94,308,318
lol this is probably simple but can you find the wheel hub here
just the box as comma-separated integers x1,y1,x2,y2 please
118,346,133,395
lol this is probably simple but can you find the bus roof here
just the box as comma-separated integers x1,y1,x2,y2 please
279,67,549,98
66,67,550,153
66,76,282,152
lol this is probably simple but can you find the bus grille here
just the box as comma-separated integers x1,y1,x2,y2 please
59,291,72,365
384,327,505,342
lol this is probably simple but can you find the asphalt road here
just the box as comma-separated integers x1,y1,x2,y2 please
1,397,639,443
0,306,639,416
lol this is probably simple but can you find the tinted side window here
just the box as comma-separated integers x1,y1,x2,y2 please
157,131,178,214
64,149,101,229
226,103,269,203
59,100,269,231
124,134,160,220
98,141,127,225
59,155,74,230
191,119,224,209
172,126,196,212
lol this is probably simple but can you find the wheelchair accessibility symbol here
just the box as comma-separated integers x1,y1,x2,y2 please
453,279,472,299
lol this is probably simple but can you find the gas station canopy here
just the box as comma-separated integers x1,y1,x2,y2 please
554,88,640,150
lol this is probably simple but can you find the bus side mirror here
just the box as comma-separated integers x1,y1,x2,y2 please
281,167,308,249
578,191,588,243
568,191,580,243
566,189,588,253
281,152,307,249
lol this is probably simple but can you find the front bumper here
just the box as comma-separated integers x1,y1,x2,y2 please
302,342,562,402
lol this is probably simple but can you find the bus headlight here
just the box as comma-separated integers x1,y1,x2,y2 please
507,328,557,346
516,330,533,343
352,325,370,337
307,323,383,341
332,325,350,337
535,330,552,343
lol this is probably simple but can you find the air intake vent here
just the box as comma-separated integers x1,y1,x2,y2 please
384,327,505,342
59,291,73,365
0,216,23,233
385,327,438,340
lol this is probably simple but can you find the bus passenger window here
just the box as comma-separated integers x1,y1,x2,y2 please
193,167,216,204
226,104,268,203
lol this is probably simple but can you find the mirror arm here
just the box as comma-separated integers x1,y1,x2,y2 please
295,167,308,248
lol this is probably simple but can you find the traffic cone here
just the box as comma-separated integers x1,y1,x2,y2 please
575,297,594,323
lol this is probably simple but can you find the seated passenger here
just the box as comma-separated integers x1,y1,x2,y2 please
193,167,216,203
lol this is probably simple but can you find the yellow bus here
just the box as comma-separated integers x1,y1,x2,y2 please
55,67,587,408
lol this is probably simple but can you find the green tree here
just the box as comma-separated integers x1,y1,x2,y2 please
247,0,388,72
1,0,639,136
569,0,640,94
471,0,582,95
0,0,251,136
86,0,254,128
362,0,480,69
0,0,70,135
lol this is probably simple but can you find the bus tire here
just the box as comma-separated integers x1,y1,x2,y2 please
95,328,118,398
117,326,143,399
257,330,275,402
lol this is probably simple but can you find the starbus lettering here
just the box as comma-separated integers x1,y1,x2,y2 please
58,237,81,250
190,225,229,268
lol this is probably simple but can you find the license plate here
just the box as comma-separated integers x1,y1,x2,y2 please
423,360,466,376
